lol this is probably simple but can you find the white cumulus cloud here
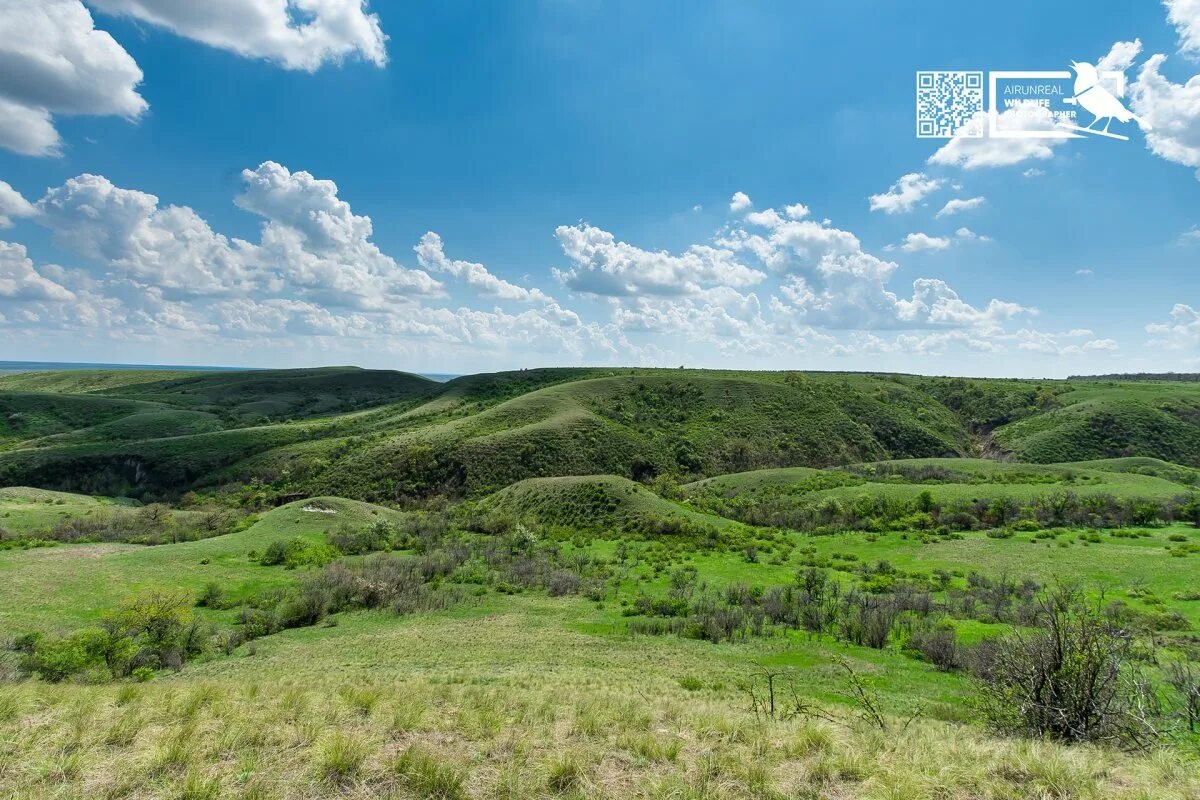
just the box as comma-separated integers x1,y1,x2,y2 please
88,0,388,71
32,162,440,305
0,0,146,156
928,107,1067,169
553,223,765,297
936,196,985,217
1098,39,1143,76
1147,303,1200,348
1131,54,1200,179
868,172,942,214
0,181,35,228
37,173,261,295
729,191,752,212
900,232,950,252
415,231,553,304
0,240,75,301
1165,0,1200,57
236,161,441,305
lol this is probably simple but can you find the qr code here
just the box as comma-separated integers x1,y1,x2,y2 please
916,71,984,138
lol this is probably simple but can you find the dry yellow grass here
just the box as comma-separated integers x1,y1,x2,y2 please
3,674,1199,800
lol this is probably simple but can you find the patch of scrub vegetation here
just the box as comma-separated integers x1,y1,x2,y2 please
684,457,1200,533
1,501,250,549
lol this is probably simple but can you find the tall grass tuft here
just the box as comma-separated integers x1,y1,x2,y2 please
178,767,220,800
392,744,467,800
545,752,586,794
618,732,682,762
0,692,21,723
339,684,382,717
314,731,369,785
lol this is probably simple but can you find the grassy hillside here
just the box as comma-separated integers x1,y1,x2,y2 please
95,367,438,423
0,368,205,394
8,367,1200,503
0,486,115,531
0,496,405,633
992,382,1200,464
481,474,738,530
315,372,974,501
0,368,444,495
0,392,168,449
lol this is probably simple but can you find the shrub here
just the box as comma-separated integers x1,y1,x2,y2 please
238,607,280,639
259,539,290,566
107,589,192,658
546,571,581,597
975,587,1157,747
22,629,119,682
195,582,226,608
907,623,960,671
261,537,339,569
941,511,979,530
16,590,206,681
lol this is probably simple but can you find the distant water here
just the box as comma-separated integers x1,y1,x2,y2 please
0,360,251,374
0,360,458,382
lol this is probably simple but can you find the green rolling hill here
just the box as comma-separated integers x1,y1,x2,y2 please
4,366,1200,502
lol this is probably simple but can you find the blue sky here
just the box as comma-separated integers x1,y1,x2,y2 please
2,1,1200,376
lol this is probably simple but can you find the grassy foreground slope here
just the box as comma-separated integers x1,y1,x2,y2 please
4,576,1200,799
5,600,1198,800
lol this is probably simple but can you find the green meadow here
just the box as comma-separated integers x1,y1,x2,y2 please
3,367,1200,798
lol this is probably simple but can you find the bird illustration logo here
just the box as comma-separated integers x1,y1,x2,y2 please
1061,60,1149,140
